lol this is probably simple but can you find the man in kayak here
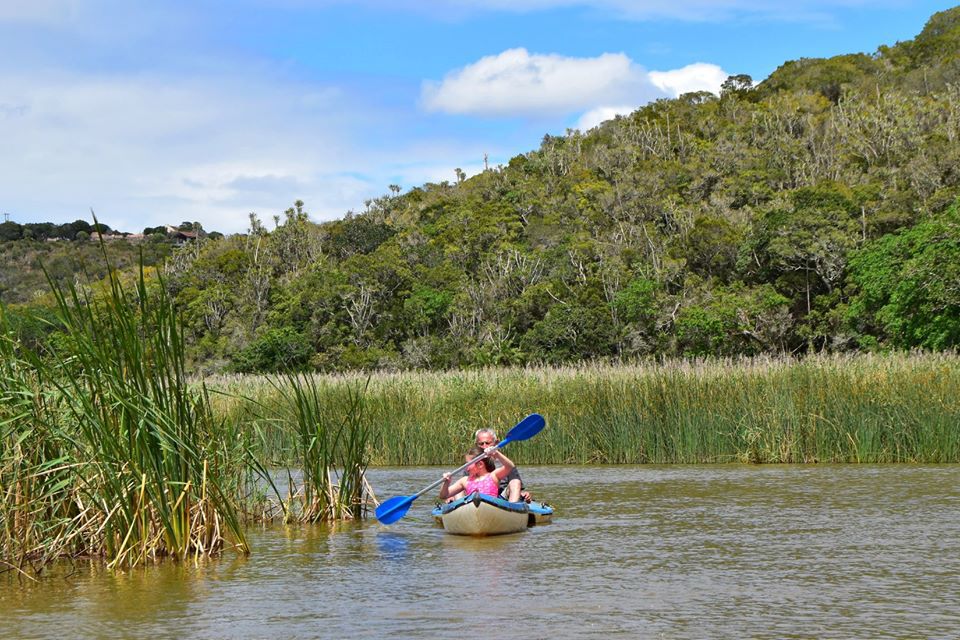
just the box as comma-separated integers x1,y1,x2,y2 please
475,428,532,503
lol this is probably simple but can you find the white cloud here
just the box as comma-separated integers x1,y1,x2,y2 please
575,105,637,131
0,69,387,234
649,62,729,97
425,50,730,130
0,62,517,235
422,48,665,117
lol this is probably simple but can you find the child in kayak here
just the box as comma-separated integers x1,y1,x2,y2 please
439,445,516,501
475,428,531,503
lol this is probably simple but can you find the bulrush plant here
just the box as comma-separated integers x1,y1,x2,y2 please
1,259,382,576
0,317,77,574
271,373,373,522
44,265,249,567
1,260,250,574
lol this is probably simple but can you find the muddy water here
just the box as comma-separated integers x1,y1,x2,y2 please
4,465,960,638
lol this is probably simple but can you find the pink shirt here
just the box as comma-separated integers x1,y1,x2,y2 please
464,474,499,497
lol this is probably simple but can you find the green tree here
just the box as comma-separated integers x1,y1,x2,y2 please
403,285,453,336
521,302,614,364
743,184,860,323
232,326,313,372
684,215,743,282
0,221,22,242
674,283,792,356
847,201,960,349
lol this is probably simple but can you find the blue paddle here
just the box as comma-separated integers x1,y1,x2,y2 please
374,413,546,525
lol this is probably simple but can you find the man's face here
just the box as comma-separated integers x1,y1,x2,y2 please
476,432,496,448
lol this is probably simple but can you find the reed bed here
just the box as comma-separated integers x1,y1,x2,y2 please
0,266,255,574
1,258,379,575
258,372,373,522
207,352,960,466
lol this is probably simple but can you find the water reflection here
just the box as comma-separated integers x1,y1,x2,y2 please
374,531,410,561
4,465,960,639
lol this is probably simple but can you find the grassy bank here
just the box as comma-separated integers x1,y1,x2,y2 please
209,352,960,466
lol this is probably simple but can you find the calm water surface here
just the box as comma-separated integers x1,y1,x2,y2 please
4,465,960,639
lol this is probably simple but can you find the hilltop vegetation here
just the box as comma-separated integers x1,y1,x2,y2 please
0,234,173,305
0,221,222,304
4,7,960,373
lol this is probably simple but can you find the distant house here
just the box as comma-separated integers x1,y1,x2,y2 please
164,225,200,242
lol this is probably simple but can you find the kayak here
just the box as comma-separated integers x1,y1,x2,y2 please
432,492,554,535
432,491,554,536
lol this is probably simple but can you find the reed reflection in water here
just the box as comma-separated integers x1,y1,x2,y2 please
3,465,960,639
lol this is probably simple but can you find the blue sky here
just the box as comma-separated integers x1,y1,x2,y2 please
1,0,956,235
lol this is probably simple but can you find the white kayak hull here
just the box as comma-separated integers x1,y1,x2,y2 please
432,492,552,536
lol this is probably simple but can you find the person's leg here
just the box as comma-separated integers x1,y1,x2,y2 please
506,478,522,502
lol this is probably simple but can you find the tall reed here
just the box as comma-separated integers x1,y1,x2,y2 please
46,265,249,566
265,373,372,522
0,314,75,574
206,352,960,466
1,259,250,573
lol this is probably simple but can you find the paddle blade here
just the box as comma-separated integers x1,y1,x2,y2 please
499,413,546,447
375,495,415,525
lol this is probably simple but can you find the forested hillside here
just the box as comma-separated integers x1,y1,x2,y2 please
5,7,960,373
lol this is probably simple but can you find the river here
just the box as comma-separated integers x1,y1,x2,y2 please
3,465,960,638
